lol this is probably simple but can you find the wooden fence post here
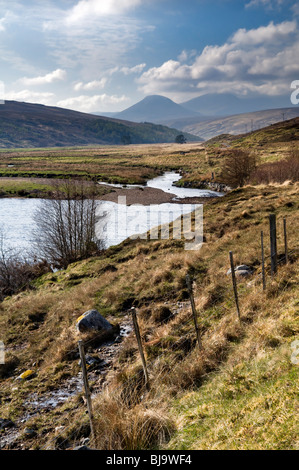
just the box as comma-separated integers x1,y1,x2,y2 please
78,340,96,444
269,214,277,276
261,231,266,291
186,274,203,352
283,217,288,264
229,251,241,323
131,308,150,391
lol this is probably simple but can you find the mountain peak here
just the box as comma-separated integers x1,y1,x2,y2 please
115,95,200,124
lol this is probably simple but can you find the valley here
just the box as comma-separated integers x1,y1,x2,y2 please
0,115,298,450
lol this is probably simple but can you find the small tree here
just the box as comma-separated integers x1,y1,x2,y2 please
175,134,186,144
33,180,103,269
221,149,258,187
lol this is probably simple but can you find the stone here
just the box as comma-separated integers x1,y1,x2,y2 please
227,265,253,276
73,445,93,450
235,270,252,278
16,370,35,381
78,355,104,369
76,309,113,333
0,418,15,430
24,428,37,438
236,265,252,272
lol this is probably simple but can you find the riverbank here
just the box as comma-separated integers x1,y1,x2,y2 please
0,182,298,450
97,185,219,205
0,177,110,199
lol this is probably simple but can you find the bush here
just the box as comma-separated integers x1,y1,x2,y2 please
0,231,51,301
250,151,299,184
221,149,258,187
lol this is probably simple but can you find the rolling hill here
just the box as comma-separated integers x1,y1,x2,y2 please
0,101,200,148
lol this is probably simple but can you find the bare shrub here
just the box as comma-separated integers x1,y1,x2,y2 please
221,149,258,187
33,180,104,268
0,230,50,301
250,151,299,184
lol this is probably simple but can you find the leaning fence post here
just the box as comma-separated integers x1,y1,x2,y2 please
229,251,241,323
186,274,203,352
261,231,266,291
283,217,288,264
269,213,277,276
78,340,96,444
131,307,150,391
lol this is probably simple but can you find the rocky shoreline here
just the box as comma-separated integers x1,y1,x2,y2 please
175,179,231,193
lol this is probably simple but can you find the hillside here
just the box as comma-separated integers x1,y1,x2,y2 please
114,95,200,123
0,101,199,148
0,181,298,450
163,107,299,140
205,116,299,147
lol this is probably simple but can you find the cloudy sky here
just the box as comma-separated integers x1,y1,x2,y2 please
0,0,298,113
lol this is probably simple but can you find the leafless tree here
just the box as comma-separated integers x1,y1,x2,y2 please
33,180,103,268
221,149,258,187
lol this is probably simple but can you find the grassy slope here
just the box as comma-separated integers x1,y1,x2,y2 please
0,181,298,450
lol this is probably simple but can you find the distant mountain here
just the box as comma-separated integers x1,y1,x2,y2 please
181,93,294,117
162,107,299,141
114,95,200,123
0,101,200,148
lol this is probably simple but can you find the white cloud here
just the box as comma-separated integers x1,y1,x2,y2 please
0,17,6,31
73,78,108,91
231,20,296,45
291,3,299,15
138,20,299,100
66,0,142,24
20,69,67,86
0,10,18,32
245,0,286,8
4,89,55,104
57,93,129,113
120,63,146,75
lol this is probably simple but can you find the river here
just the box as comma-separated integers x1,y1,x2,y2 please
0,172,222,256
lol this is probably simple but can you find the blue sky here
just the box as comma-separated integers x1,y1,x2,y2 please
0,0,298,113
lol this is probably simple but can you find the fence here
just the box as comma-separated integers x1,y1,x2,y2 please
41,212,297,450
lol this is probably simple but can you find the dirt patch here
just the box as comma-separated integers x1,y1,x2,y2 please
97,185,218,205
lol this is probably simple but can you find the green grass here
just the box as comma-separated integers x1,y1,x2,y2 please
0,180,298,450
167,343,299,450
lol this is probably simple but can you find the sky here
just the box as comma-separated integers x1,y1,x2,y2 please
0,0,299,113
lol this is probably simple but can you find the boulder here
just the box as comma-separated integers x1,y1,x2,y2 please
76,309,113,333
227,265,253,277
236,265,253,272
235,270,252,278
